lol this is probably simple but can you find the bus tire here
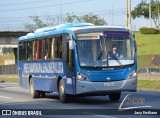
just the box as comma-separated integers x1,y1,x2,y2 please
40,92,46,98
58,79,69,103
109,92,121,101
29,79,40,98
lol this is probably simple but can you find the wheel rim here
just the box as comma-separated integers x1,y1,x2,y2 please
59,82,64,99
30,81,34,95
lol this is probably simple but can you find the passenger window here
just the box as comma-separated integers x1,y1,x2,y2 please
44,38,53,59
35,40,39,60
27,41,34,60
38,39,43,59
62,34,70,60
19,42,26,61
54,36,62,59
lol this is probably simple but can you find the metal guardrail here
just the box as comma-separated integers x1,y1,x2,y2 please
0,64,18,75
0,25,26,32
138,74,160,80
1,65,160,79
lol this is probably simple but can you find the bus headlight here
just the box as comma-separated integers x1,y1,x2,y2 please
77,72,88,81
128,70,137,79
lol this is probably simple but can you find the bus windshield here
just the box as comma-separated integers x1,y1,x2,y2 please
76,31,134,67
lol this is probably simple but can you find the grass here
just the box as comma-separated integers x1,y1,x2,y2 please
1,76,160,89
138,80,160,89
1,77,160,90
1,32,160,91
135,32,160,70
135,32,160,56
137,55,160,71
0,77,18,83
0,54,15,65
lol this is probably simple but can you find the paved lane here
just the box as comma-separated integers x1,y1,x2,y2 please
0,83,159,118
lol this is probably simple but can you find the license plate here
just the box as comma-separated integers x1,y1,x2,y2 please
104,82,115,87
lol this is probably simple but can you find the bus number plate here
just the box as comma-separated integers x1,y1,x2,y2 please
104,82,115,87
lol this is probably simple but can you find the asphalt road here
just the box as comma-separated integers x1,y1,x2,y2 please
0,83,159,118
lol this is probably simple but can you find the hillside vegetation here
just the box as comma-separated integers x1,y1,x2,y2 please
135,32,160,69
135,32,160,56
0,32,160,70
0,54,15,65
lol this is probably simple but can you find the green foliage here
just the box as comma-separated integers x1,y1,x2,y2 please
2,48,13,54
139,27,160,34
0,77,18,83
65,12,82,23
138,80,160,89
65,13,107,25
24,13,107,31
135,32,160,70
135,32,160,56
24,16,48,32
82,13,107,25
138,55,152,70
132,0,160,28
131,0,148,19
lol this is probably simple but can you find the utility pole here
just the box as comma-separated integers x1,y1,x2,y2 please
158,0,160,29
112,0,113,26
60,0,63,24
128,0,131,30
110,0,113,26
126,0,128,28
126,0,131,30
149,0,152,28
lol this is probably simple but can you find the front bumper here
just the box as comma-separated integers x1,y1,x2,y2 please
76,77,137,95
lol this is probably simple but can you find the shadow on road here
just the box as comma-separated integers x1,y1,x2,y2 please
45,94,121,105
0,83,18,88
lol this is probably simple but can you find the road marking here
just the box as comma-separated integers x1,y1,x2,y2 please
119,106,152,110
82,112,116,118
94,115,117,118
118,94,152,111
0,96,12,99
0,102,13,105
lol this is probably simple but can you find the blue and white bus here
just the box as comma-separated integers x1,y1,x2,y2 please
18,23,137,103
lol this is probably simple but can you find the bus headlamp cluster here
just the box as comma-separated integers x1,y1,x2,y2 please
77,72,88,81
128,70,137,79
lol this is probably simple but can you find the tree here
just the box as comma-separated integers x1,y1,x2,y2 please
24,16,59,32
2,48,13,54
65,12,82,23
24,16,47,32
24,13,107,32
132,0,160,28
82,13,107,25
64,13,107,25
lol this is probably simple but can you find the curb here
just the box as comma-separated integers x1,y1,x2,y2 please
138,88,160,92
0,81,5,83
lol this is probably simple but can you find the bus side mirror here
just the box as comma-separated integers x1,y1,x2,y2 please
132,32,135,39
69,40,74,49
134,40,137,52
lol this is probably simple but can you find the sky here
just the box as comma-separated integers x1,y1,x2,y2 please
0,0,152,31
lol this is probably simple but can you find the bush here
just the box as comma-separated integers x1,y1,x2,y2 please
139,27,160,34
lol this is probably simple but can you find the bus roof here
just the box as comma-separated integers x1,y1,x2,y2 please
19,23,129,41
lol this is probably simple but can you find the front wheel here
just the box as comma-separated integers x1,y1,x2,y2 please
40,91,46,98
29,79,40,98
108,92,121,101
58,79,70,103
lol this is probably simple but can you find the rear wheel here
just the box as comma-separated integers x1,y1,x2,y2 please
40,92,46,98
58,79,70,103
109,92,121,101
29,79,40,98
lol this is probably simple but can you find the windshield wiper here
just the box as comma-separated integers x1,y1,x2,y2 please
112,54,123,67
93,50,104,67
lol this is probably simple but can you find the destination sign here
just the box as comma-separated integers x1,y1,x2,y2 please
77,33,101,40
23,62,63,74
